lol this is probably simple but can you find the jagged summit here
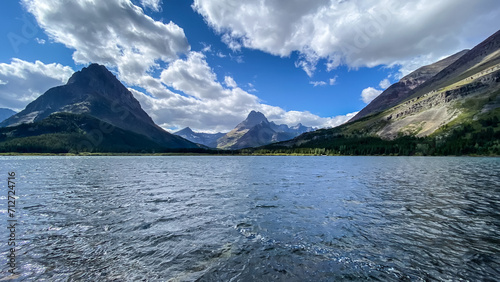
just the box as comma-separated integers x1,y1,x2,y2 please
176,127,194,134
67,63,114,84
247,110,266,120
216,110,313,149
236,110,269,130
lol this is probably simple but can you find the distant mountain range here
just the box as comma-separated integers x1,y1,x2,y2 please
0,108,16,123
173,111,314,149
173,127,226,148
0,63,312,153
0,64,199,152
264,29,500,155
1,29,499,155
215,110,314,149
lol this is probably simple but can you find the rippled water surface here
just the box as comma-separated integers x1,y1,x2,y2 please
1,156,499,281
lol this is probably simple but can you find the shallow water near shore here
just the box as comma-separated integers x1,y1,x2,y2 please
1,156,499,281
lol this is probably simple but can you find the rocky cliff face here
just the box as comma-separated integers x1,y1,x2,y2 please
235,110,269,130
0,64,198,149
345,30,500,139
350,50,468,122
369,30,500,139
271,29,500,148
406,30,500,101
377,68,500,139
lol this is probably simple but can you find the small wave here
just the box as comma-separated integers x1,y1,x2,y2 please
254,204,279,208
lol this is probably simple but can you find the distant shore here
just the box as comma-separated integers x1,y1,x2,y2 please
0,152,498,157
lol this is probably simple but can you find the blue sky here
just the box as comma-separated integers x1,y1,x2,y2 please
1,0,499,132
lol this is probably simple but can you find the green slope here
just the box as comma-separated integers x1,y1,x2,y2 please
255,30,500,156
0,113,168,153
256,106,500,156
1,64,199,149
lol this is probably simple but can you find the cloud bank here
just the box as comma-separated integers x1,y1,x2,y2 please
193,0,500,76
135,51,356,132
0,59,74,111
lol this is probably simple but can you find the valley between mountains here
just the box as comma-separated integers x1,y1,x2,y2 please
1,30,499,155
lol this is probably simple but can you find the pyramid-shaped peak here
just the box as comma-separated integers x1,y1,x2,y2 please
67,63,117,85
85,63,113,74
87,63,109,70
247,110,267,122
237,110,269,129
175,127,194,135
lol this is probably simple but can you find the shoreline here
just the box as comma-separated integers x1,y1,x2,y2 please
0,152,498,157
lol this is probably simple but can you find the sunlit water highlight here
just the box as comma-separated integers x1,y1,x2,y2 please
0,156,499,281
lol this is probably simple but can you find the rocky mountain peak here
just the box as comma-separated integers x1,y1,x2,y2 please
217,110,314,149
0,64,198,149
292,123,304,129
176,127,194,135
247,110,267,122
237,110,269,130
65,63,128,101
67,63,115,85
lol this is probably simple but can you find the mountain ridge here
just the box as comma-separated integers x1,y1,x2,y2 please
351,49,469,122
261,29,500,155
216,111,314,149
403,29,500,102
173,127,226,148
0,112,167,153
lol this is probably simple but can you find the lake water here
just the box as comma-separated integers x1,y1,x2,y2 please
0,156,499,281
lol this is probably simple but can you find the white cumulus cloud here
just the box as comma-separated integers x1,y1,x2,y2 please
0,59,74,111
138,51,355,131
192,0,500,76
329,76,338,86
140,0,162,12
224,76,237,88
23,0,190,87
361,87,383,104
15,0,358,132
379,78,391,89
359,78,392,104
